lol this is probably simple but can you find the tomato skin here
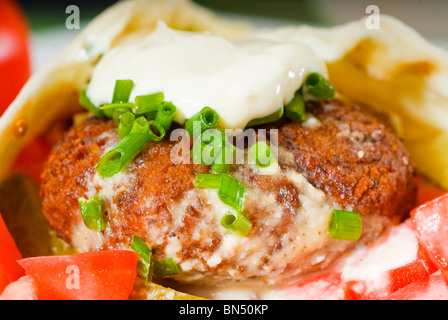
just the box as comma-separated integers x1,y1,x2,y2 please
0,214,24,293
411,193,448,279
341,220,440,300
0,0,31,114
387,270,448,300
387,259,431,294
18,250,139,300
416,177,446,206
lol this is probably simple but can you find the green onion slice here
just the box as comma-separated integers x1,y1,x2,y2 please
210,129,234,174
285,91,306,122
193,173,222,189
129,116,149,135
248,141,275,168
112,79,134,104
211,155,230,174
328,209,362,241
155,101,177,132
134,92,165,115
131,235,154,281
118,112,135,139
190,129,223,166
99,103,135,110
211,144,235,174
221,211,252,237
185,107,220,138
218,174,246,212
78,194,105,232
245,107,284,127
305,73,335,99
79,86,103,118
96,132,151,178
153,258,182,276
147,120,166,142
112,107,132,126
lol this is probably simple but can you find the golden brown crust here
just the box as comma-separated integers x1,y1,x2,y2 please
269,99,417,222
40,98,417,282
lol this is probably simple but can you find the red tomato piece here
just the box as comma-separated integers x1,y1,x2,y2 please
0,0,31,114
343,220,438,300
416,177,446,206
388,260,432,293
0,214,24,293
411,193,448,278
18,250,139,300
0,275,40,300
387,243,439,293
387,270,448,300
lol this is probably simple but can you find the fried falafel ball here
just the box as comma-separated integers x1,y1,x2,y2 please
40,98,416,284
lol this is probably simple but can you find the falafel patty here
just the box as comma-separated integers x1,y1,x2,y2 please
40,98,417,284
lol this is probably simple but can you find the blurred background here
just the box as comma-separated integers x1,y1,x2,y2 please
14,0,448,70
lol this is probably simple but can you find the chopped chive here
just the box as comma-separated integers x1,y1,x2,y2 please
155,101,176,132
147,120,166,142
305,72,335,99
99,80,135,118
193,173,222,189
78,194,105,232
210,129,234,174
285,91,306,121
129,116,149,135
221,211,252,237
96,132,151,178
190,129,223,165
134,92,165,115
112,79,134,103
131,235,154,281
112,107,132,125
248,141,275,168
245,107,284,127
191,138,215,165
99,103,135,110
185,107,220,138
153,258,182,276
211,145,234,174
211,154,230,174
328,209,362,241
79,86,103,118
218,174,246,212
118,112,135,139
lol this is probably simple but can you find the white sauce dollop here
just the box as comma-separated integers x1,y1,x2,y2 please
87,21,327,129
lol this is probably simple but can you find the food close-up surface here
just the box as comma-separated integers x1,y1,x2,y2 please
1,0,448,302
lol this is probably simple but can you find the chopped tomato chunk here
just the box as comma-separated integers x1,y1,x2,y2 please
416,176,446,206
388,259,431,293
387,270,448,300
0,214,23,293
411,193,448,280
342,220,438,300
0,0,31,114
18,250,138,300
